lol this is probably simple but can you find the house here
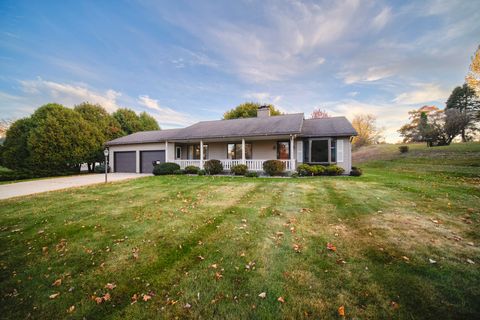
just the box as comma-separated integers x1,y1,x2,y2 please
105,106,357,174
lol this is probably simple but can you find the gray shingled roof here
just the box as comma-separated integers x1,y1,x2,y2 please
105,129,182,146
171,113,304,140
105,114,356,146
300,117,357,137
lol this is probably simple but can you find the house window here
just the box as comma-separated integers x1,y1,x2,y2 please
304,138,336,163
187,144,208,160
277,141,290,159
175,146,182,159
227,143,252,159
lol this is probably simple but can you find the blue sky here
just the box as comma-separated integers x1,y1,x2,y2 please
1,0,479,142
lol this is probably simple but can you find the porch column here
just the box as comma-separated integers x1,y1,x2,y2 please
200,140,204,169
165,140,168,162
290,135,295,171
241,138,246,165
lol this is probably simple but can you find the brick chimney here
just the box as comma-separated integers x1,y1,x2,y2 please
257,105,271,118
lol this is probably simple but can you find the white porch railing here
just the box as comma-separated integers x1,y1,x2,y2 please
173,159,295,172
174,160,202,169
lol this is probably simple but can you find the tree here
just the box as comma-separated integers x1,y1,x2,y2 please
223,102,282,119
1,118,33,170
74,103,123,172
310,108,330,119
466,45,480,97
351,114,383,149
26,104,101,172
112,108,160,134
139,112,160,131
446,84,480,141
398,106,439,143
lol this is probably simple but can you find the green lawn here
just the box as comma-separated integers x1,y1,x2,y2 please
1,143,479,319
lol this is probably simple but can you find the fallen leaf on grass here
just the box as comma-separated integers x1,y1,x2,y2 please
258,292,266,299
390,301,399,310
42,247,48,255
52,279,62,286
277,296,285,303
143,294,152,301
327,243,336,252
131,294,138,304
104,283,116,290
293,243,302,253
402,256,410,261
467,259,475,264
215,272,223,280
429,258,437,264
103,293,111,301
184,303,191,309
338,305,345,317
49,292,60,299
211,263,218,269
67,305,75,313
197,255,205,260
93,296,103,304
132,247,139,260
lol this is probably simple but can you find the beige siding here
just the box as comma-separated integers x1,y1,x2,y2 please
336,138,352,173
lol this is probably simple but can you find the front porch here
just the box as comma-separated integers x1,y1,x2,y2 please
172,159,296,171
170,135,297,172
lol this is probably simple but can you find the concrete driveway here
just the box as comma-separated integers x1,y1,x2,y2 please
0,173,150,200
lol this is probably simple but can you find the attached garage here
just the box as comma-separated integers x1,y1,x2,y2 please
140,150,165,173
114,151,136,173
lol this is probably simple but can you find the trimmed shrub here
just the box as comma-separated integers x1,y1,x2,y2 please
0,170,34,182
185,165,200,174
312,165,326,176
198,169,206,176
263,160,285,176
231,164,248,175
204,159,223,175
94,164,111,173
297,164,325,176
245,171,259,178
399,146,409,153
290,172,299,178
153,162,180,175
324,164,345,176
297,163,313,176
173,169,186,175
350,166,363,177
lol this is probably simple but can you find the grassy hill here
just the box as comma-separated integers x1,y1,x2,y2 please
0,143,479,319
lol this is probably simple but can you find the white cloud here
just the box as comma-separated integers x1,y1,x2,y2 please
19,78,121,112
243,92,282,104
340,66,396,84
137,95,194,127
393,83,449,105
371,7,392,30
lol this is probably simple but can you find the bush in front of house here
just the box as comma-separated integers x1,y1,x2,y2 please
245,171,259,177
198,169,206,176
350,166,363,177
204,159,223,175
153,162,180,175
399,146,409,153
297,163,313,176
173,169,186,175
324,164,345,176
184,165,200,174
297,164,325,176
312,165,326,175
263,160,285,176
231,164,248,175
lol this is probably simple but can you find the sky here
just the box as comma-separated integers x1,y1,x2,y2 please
0,0,479,142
